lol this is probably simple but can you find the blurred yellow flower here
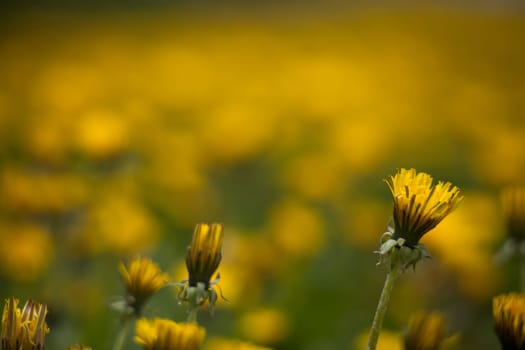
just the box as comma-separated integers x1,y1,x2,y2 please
238,308,289,345
404,311,446,350
74,109,129,159
205,337,273,350
199,104,274,164
341,200,392,250
146,130,205,193
186,223,224,288
135,318,205,350
229,232,280,279
32,62,106,113
281,153,346,199
118,256,169,314
501,186,525,242
1,298,49,350
329,118,391,173
268,201,324,259
493,293,525,350
0,223,54,282
425,193,501,301
2,168,87,214
355,329,402,350
87,194,159,254
473,128,525,185
27,117,71,165
385,168,463,247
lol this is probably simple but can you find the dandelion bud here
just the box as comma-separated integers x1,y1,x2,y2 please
186,223,224,289
404,311,447,350
502,186,525,243
493,293,525,350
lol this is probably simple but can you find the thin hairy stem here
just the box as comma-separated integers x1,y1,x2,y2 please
367,249,400,350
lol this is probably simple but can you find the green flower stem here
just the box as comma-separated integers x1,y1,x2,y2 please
367,248,400,350
187,305,199,323
186,291,200,323
112,315,132,350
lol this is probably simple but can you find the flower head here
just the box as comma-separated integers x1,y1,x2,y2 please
355,330,402,350
404,311,447,350
493,293,525,350
118,256,169,314
186,223,224,288
135,318,205,350
501,186,525,243
1,298,49,350
385,168,462,247
177,223,225,320
205,337,273,350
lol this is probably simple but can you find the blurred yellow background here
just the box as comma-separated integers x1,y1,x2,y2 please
0,3,524,349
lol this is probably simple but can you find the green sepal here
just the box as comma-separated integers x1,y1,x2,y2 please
494,238,520,263
109,296,134,316
376,236,431,271
398,244,431,271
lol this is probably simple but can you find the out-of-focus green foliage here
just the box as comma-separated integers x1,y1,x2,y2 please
0,6,524,349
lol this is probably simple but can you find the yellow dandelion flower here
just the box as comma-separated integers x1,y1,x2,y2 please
205,337,273,350
385,168,463,247
1,298,49,350
0,223,54,282
186,223,224,288
355,329,402,350
404,311,447,350
135,318,205,350
501,186,525,242
493,293,525,350
118,256,169,313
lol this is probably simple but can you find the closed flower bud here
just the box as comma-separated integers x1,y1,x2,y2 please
404,311,447,350
493,293,525,350
186,223,224,289
502,186,525,243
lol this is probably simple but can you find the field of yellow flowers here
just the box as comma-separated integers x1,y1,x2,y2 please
1,5,525,349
